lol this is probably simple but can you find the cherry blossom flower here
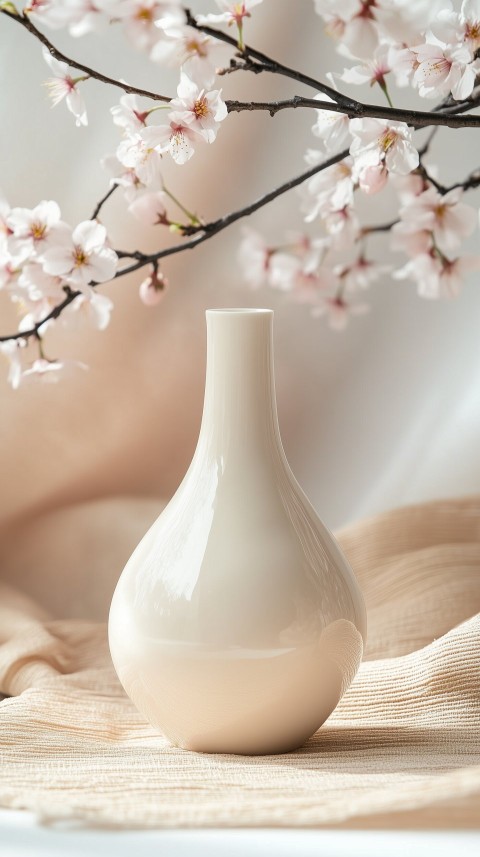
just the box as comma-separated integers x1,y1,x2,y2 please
349,118,419,181
144,120,197,165
324,205,360,246
314,0,380,59
42,220,118,289
128,191,170,225
431,1,480,62
238,228,275,289
116,128,165,183
20,357,88,384
0,340,24,389
411,42,477,101
394,187,477,254
111,95,152,133
168,72,227,144
333,45,391,95
42,47,88,127
311,294,369,330
336,255,388,292
311,95,350,152
301,153,355,222
139,269,168,304
7,200,66,260
102,155,146,203
386,45,418,89
269,253,338,300
196,1,263,28
13,263,65,335
63,288,114,330
0,192,11,253
152,22,228,80
394,253,480,299
116,0,185,54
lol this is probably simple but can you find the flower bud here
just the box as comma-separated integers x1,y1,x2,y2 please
139,269,168,306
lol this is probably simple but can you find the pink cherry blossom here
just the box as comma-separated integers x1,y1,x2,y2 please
152,22,229,80
20,357,88,384
323,205,360,246
102,155,146,203
350,118,419,179
394,253,480,299
139,269,168,304
128,191,170,225
116,1,185,54
311,293,369,330
301,153,355,222
42,47,88,127
0,340,25,389
334,44,391,91
311,95,350,152
269,253,338,301
116,128,165,183
42,220,118,288
196,0,263,28
168,72,227,144
238,228,274,289
395,187,477,254
412,42,477,101
147,120,197,164
111,95,152,133
357,162,388,195
63,288,114,330
314,0,380,59
14,263,65,335
336,255,388,292
7,200,66,259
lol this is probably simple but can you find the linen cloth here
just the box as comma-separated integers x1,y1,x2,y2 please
0,497,479,829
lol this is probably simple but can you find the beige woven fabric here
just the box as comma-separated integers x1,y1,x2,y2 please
0,497,479,829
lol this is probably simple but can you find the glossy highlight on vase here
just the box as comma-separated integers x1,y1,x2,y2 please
109,308,367,755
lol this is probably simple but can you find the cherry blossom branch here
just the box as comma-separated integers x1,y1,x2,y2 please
184,8,352,108
225,95,480,128
0,147,349,344
0,7,171,103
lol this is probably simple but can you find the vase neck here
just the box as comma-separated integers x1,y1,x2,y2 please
196,309,282,462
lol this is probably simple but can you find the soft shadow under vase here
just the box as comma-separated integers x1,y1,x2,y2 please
109,309,367,755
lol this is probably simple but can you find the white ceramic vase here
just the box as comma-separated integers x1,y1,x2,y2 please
109,309,366,755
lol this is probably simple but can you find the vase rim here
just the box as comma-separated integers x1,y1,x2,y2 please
206,308,273,316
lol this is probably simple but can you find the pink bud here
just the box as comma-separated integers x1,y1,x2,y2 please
139,270,168,306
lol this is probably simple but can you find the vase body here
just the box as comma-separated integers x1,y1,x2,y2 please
109,308,366,755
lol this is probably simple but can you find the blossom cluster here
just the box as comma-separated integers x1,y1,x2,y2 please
1,0,479,386
236,0,480,328
0,193,117,386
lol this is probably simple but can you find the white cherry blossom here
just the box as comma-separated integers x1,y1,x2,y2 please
102,155,146,202
311,95,350,152
412,42,477,101
394,253,480,299
116,1,185,54
7,200,66,259
0,340,24,389
334,45,391,92
111,95,152,133
395,187,477,254
116,128,165,184
128,191,170,225
42,47,88,126
168,72,227,144
42,221,118,288
314,0,380,59
63,288,114,330
20,357,88,384
196,0,263,27
311,293,369,330
350,118,419,179
301,153,355,222
238,228,274,289
152,22,229,80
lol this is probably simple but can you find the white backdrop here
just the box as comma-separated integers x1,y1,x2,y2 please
1,0,480,619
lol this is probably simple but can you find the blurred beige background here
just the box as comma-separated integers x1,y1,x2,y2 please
1,0,480,619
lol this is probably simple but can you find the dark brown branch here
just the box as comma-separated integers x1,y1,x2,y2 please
184,8,353,109
225,96,480,128
0,8,171,102
0,148,349,343
91,184,118,220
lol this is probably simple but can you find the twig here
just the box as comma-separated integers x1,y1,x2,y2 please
225,95,480,128
0,8,171,102
0,148,349,343
91,184,118,220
